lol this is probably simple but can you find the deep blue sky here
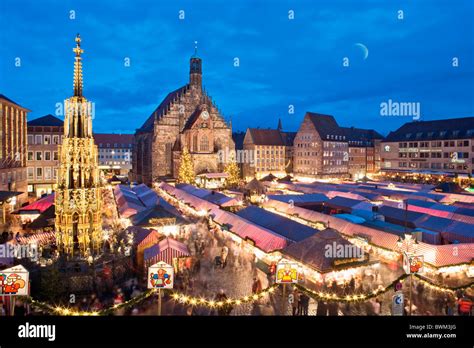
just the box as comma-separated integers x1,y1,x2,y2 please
1,0,473,135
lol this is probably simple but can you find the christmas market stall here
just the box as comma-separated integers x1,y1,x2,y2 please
13,193,55,227
143,237,191,273
126,226,161,273
280,228,372,285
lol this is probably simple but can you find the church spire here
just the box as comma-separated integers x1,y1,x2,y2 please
190,40,202,88
72,33,84,97
277,118,283,131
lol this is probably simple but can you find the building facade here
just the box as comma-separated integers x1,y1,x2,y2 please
381,117,474,176
242,122,295,180
341,127,384,180
0,94,29,202
293,113,349,179
94,133,133,176
26,114,63,197
55,35,103,257
132,53,234,184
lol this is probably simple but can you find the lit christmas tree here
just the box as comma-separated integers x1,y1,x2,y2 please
224,155,240,188
178,146,195,184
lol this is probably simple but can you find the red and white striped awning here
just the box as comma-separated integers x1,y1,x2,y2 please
16,232,55,246
144,238,190,266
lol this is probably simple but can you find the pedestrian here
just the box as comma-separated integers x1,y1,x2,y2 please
193,258,201,274
90,297,103,312
252,277,262,294
316,301,327,316
214,289,231,316
131,285,142,299
458,296,473,316
0,300,5,316
220,247,229,269
292,289,300,316
79,297,89,311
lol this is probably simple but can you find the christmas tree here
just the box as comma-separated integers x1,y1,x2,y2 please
224,155,240,188
178,146,195,184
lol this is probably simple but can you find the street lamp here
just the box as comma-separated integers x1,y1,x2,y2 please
397,233,419,316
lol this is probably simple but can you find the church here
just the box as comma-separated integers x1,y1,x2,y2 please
132,50,234,184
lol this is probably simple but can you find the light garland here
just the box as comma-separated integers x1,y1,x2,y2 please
24,274,473,315
170,284,278,308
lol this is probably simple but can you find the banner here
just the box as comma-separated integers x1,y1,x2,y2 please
0,264,29,296
147,261,174,289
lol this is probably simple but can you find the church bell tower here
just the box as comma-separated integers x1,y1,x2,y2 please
190,41,202,88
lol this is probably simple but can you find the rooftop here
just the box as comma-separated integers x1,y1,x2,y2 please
27,114,63,127
383,117,474,142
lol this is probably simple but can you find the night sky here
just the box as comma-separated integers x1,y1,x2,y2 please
1,0,473,135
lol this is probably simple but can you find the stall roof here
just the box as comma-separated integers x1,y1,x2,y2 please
15,194,55,214
130,205,186,227
211,208,289,252
235,206,318,242
267,194,328,204
325,196,373,211
282,228,367,273
0,191,22,202
176,184,239,207
334,214,365,224
379,205,425,224
144,237,190,265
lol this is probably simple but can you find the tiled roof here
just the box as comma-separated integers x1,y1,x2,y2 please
305,112,346,138
247,128,285,146
383,117,474,142
0,93,27,109
93,133,134,145
137,85,189,132
27,114,63,127
341,127,384,146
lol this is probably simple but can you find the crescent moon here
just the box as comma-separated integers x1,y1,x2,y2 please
354,43,369,60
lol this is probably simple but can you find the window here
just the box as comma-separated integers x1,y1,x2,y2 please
53,135,59,144
27,152,33,161
45,151,51,161
53,152,58,161
44,135,51,144
53,168,58,179
200,135,209,152
44,167,52,180
36,151,42,161
27,168,34,180
35,135,42,144
28,135,34,144
36,167,43,179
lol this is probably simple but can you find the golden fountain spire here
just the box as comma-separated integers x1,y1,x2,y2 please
72,33,84,97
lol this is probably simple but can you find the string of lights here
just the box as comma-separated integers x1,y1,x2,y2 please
24,275,473,315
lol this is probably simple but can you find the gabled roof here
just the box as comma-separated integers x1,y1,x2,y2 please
247,128,285,146
0,94,28,110
137,85,189,133
304,112,346,138
28,114,63,127
282,228,367,273
235,205,318,242
340,127,384,146
383,117,474,142
183,104,207,129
